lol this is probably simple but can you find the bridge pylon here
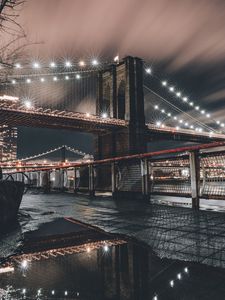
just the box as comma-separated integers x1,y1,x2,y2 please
95,56,147,159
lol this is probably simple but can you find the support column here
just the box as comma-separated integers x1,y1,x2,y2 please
89,164,95,197
73,167,77,194
189,151,200,209
111,162,117,194
141,158,149,200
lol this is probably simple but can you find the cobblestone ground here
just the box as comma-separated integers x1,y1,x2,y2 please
3,192,225,268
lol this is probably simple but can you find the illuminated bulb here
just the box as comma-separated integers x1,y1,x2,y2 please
51,290,55,295
173,116,177,120
199,128,203,132
177,273,182,280
154,105,159,109
37,289,41,295
162,81,167,86
190,125,194,129
161,109,165,113
22,288,26,294
15,63,21,68
33,62,40,68
65,75,69,80
24,100,32,109
156,121,161,127
184,267,188,273
53,76,58,81
179,119,183,123
195,106,199,110
65,61,72,67
221,123,224,127
12,79,16,84
183,97,188,102
169,86,174,92
153,295,158,300
104,245,109,252
65,291,68,296
79,60,85,67
161,124,165,128
176,126,180,130
21,260,28,269
185,122,188,126
87,247,91,253
206,113,210,118
92,59,98,66
176,92,181,97
145,68,151,74
170,280,174,287
189,102,194,106
50,62,56,68
40,77,45,82
86,112,90,117
167,113,171,117
102,113,108,118
76,74,81,79
26,78,31,83
216,120,220,124
201,110,205,114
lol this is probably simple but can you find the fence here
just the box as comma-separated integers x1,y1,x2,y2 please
3,142,225,209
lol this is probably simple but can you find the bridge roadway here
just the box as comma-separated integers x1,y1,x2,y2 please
1,103,225,142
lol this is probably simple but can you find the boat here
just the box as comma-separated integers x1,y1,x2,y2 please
0,180,24,225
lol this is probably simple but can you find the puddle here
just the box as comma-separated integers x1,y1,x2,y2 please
1,218,225,299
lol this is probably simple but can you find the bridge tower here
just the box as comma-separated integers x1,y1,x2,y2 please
95,56,147,159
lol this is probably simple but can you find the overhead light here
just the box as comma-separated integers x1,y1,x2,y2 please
12,79,16,84
169,86,174,92
40,77,45,82
154,105,159,109
102,113,108,118
145,68,151,74
53,76,58,81
26,78,31,83
15,63,21,69
162,81,167,86
65,75,69,80
76,74,81,79
79,60,85,67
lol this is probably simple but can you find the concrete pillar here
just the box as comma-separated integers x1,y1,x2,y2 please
111,162,117,193
73,167,77,193
189,151,200,209
89,165,95,197
141,158,149,200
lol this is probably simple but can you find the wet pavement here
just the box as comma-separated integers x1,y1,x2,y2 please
1,192,225,299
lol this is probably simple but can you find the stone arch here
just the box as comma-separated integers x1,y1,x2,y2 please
117,80,126,119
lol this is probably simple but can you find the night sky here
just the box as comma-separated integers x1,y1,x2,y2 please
2,0,225,157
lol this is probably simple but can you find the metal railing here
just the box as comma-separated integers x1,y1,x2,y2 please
3,141,225,209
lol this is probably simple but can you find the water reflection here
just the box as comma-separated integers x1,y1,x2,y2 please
1,239,225,299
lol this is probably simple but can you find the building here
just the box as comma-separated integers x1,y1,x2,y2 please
0,95,18,161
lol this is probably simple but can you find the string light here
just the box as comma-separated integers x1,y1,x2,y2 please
50,62,56,68
65,61,72,67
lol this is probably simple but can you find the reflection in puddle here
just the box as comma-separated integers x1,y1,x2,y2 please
1,219,225,299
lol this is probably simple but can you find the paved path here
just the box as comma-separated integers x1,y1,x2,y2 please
10,192,224,270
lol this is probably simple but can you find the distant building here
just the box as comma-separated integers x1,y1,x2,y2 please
0,95,19,161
